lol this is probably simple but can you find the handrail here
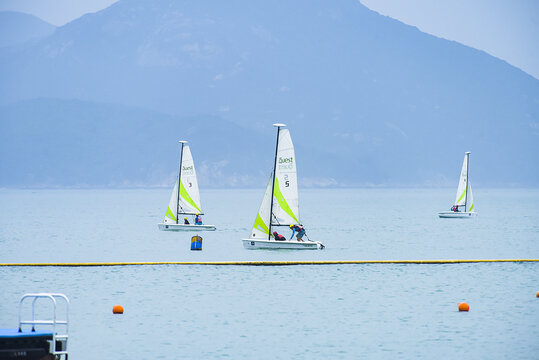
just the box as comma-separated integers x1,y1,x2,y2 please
19,320,68,325
17,293,69,357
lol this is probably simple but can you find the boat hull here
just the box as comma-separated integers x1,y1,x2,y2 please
438,211,477,218
242,239,324,250
158,223,216,231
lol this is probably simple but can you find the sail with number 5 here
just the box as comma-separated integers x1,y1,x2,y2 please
271,128,300,226
243,124,324,249
158,141,216,231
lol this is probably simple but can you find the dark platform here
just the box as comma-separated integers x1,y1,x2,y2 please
0,329,54,360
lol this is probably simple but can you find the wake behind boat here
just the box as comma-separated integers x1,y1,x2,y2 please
439,151,477,219
158,141,216,231
242,123,324,250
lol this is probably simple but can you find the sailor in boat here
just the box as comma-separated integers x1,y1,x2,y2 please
272,231,286,241
184,217,190,224
451,205,460,212
289,224,306,242
195,213,203,225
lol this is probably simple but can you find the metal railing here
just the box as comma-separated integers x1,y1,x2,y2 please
18,293,69,358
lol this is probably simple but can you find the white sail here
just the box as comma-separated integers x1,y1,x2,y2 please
439,152,477,218
454,153,469,207
178,144,203,215
159,141,216,231
467,182,475,212
163,178,179,224
271,128,300,226
242,124,324,249
249,176,273,239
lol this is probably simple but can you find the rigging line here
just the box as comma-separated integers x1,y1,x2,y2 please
465,152,470,212
176,142,184,224
268,126,281,240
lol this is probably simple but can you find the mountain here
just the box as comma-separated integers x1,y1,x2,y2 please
0,0,538,187
0,98,274,187
0,11,56,47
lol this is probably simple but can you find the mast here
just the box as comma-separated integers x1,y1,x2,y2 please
268,123,285,239
177,141,187,224
464,151,470,212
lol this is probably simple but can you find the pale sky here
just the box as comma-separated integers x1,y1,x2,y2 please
0,0,117,26
360,0,539,79
1,0,537,79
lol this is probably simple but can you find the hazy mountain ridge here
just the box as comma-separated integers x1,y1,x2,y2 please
0,0,537,187
0,11,56,48
0,98,275,187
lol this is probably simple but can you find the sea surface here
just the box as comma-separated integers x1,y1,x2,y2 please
1,188,538,359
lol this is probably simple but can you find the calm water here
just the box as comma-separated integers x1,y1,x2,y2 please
1,188,538,359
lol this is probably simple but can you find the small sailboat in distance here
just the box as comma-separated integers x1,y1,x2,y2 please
158,141,216,231
242,124,324,249
438,151,477,218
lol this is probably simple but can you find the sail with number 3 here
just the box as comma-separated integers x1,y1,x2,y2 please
158,141,216,231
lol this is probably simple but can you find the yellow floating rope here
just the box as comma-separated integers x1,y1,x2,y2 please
0,259,538,267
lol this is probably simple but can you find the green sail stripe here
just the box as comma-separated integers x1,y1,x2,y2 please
179,181,201,213
457,187,467,204
468,202,474,211
273,177,299,223
165,207,177,222
254,213,269,235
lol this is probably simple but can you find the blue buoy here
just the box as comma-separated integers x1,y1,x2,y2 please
191,235,202,251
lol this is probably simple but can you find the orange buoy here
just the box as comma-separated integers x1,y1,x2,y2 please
536,291,539,298
458,302,469,312
112,305,124,314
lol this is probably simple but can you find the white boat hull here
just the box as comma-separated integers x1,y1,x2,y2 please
158,223,216,231
438,211,477,219
242,239,324,250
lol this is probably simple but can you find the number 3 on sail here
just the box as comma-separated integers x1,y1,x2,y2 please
242,124,324,250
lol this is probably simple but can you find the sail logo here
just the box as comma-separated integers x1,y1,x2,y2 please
182,165,194,174
279,157,293,164
278,157,294,170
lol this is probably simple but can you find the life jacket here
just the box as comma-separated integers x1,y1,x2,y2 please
275,234,285,240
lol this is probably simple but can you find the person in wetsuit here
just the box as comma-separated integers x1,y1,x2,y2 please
289,224,305,241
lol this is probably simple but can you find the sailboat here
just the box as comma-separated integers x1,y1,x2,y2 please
158,141,216,231
438,151,477,218
242,124,324,250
